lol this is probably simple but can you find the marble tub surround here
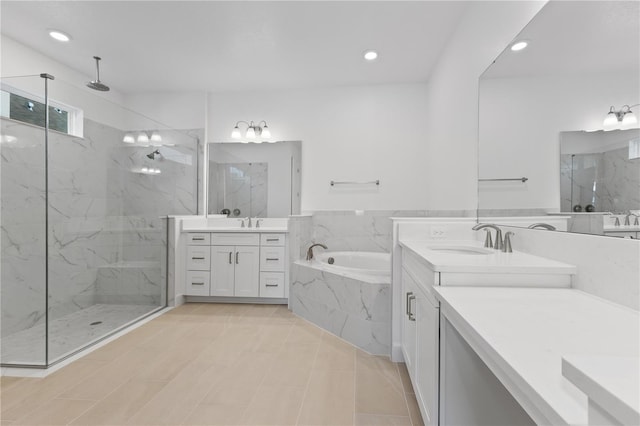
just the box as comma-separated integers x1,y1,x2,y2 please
498,225,640,310
434,286,639,426
291,261,391,355
307,209,475,254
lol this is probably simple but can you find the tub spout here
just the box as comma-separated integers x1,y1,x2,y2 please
306,243,328,261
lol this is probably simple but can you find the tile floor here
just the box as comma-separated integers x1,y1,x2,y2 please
1,304,159,365
0,303,423,426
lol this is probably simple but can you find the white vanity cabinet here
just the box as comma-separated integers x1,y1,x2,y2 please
401,249,440,426
184,231,288,301
210,245,260,297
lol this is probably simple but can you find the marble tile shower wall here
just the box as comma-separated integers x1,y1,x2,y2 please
1,117,200,337
598,147,640,213
561,149,639,213
308,210,475,254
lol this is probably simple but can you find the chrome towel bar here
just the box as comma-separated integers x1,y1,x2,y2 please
330,180,380,186
479,177,528,183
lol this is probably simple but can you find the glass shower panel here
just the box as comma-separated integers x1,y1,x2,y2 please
43,79,199,363
0,75,47,366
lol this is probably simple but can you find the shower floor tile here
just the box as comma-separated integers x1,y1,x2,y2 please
1,304,159,365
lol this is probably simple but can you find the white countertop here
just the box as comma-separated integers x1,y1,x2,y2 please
562,355,640,425
604,225,640,233
182,227,288,233
400,239,577,275
433,287,639,425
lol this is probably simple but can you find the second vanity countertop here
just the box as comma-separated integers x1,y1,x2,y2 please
400,239,577,275
433,286,639,426
182,227,288,233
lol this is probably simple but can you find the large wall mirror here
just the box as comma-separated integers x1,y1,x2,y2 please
478,0,639,237
207,141,301,218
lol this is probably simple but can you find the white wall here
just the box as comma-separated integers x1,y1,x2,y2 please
1,35,204,133
207,84,430,212
479,71,639,211
1,35,128,129
124,92,207,130
421,1,547,211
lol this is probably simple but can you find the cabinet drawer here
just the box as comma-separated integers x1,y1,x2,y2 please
260,272,285,298
187,246,211,270
260,233,286,246
185,271,211,296
187,233,210,245
260,247,285,271
211,233,260,246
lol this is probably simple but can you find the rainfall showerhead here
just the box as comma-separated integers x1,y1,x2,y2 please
146,149,161,160
86,56,110,92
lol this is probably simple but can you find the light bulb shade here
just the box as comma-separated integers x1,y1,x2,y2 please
231,127,242,139
123,133,135,143
137,133,150,143
603,112,619,130
246,127,256,139
261,126,271,139
150,132,162,143
622,111,638,126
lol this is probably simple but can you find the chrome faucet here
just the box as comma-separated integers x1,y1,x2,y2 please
472,223,503,250
240,217,252,228
503,231,514,253
306,243,328,261
626,213,640,226
527,223,556,231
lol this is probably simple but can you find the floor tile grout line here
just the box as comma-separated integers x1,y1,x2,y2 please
240,311,296,424
294,330,322,426
396,363,418,426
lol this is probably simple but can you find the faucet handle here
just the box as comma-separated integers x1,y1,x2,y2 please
482,229,493,248
493,229,504,251
255,218,262,228
614,217,620,227
503,231,514,253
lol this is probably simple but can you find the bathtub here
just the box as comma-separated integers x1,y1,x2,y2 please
291,251,391,355
313,251,391,280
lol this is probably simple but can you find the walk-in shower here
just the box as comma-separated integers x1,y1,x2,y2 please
0,74,200,367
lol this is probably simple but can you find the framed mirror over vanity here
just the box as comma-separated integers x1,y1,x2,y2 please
477,1,639,237
206,141,301,218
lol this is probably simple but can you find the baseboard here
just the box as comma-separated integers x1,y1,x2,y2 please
184,296,288,305
392,343,405,363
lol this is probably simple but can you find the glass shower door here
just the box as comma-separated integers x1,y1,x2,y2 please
0,75,48,366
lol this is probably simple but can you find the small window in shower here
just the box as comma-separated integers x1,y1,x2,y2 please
0,85,83,137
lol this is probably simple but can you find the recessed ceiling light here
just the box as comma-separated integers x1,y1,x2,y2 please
510,40,529,52
363,50,378,61
48,30,71,42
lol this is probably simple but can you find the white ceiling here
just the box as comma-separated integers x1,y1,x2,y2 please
0,1,469,94
483,0,640,79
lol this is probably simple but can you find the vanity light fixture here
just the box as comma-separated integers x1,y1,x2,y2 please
603,104,639,130
48,30,71,42
363,50,378,61
122,133,135,143
510,40,529,51
231,121,271,142
137,132,150,144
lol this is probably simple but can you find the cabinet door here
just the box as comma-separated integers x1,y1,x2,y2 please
401,268,418,381
234,246,260,297
416,290,439,426
211,245,235,296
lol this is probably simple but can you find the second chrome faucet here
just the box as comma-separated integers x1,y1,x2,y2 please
472,223,514,253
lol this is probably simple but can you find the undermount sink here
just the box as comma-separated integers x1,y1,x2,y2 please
427,245,494,255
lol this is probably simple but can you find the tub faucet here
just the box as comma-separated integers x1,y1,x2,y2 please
528,223,556,231
306,243,328,261
472,223,503,250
